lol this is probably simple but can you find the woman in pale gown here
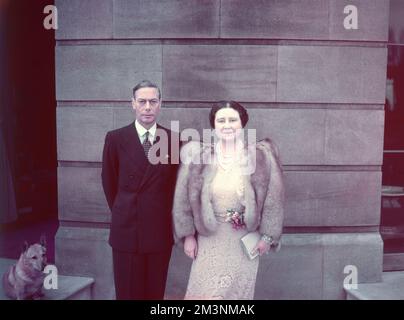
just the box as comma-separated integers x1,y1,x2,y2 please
172,101,285,300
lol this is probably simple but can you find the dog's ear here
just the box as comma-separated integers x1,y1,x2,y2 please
22,241,29,253
39,234,47,248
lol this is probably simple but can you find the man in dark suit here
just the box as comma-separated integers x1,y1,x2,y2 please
101,80,179,300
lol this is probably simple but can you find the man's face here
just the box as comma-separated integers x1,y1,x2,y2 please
132,87,161,128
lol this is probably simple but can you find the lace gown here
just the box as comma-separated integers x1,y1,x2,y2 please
184,163,259,300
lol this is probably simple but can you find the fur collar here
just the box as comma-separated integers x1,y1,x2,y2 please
173,138,284,241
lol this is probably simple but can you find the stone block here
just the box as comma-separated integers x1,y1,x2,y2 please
322,233,383,299
58,166,110,223
162,45,277,102
55,0,113,40
113,0,220,39
284,171,382,227
57,106,114,162
329,0,389,42
324,110,384,165
55,226,114,299
255,233,323,299
277,46,387,104
220,0,328,40
56,45,162,101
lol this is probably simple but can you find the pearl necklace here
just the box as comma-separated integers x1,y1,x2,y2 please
215,140,244,172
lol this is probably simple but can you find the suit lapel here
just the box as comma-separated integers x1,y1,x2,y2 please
137,124,170,190
120,122,170,188
119,122,149,174
119,122,172,190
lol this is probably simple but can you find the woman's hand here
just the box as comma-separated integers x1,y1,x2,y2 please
252,240,271,256
184,235,198,259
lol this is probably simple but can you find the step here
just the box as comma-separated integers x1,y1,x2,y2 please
345,271,404,300
0,258,94,300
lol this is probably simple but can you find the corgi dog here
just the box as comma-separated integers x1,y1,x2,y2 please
2,236,47,300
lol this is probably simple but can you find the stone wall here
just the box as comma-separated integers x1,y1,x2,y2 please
55,0,389,299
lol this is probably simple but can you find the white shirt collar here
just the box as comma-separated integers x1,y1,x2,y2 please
135,120,157,143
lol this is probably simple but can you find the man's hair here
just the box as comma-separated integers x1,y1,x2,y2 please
209,100,249,128
132,80,161,100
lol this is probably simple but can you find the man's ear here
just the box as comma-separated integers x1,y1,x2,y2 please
131,98,136,110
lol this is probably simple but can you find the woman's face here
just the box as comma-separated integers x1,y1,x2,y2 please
214,107,243,141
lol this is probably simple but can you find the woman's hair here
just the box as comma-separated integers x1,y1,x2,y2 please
209,101,249,128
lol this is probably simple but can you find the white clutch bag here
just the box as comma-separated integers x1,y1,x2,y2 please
240,231,261,260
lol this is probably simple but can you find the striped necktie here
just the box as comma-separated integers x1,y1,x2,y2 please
142,131,152,160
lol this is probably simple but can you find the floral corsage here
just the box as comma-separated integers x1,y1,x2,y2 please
225,209,246,230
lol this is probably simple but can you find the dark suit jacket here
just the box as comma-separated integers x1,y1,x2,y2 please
101,122,179,253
